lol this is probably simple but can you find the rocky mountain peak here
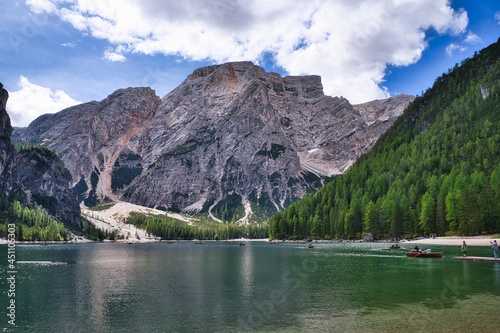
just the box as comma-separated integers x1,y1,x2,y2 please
101,86,159,108
13,62,414,222
185,62,325,101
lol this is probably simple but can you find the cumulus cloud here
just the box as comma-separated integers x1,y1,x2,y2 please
7,76,81,127
495,11,500,24
30,0,469,103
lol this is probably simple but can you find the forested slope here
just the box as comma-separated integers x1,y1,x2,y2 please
270,38,500,240
0,192,68,241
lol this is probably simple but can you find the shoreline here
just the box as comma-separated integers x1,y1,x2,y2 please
2,236,498,246
0,238,270,244
401,236,499,246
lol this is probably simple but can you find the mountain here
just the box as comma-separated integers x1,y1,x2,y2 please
13,62,413,222
0,85,14,184
0,84,81,227
269,38,500,239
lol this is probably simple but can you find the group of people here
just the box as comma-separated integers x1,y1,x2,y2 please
460,240,499,259
413,245,431,253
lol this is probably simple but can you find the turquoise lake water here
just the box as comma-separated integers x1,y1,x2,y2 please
1,241,500,332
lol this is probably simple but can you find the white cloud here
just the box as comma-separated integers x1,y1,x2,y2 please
25,0,56,14
495,11,500,24
103,48,126,62
31,0,469,103
445,43,463,57
61,41,77,48
464,32,481,44
7,76,81,127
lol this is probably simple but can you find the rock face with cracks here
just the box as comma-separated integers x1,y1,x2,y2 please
0,84,81,227
14,62,414,222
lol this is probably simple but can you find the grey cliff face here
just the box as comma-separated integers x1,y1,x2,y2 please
0,84,12,139
13,62,414,221
14,149,81,226
0,83,81,227
0,84,14,182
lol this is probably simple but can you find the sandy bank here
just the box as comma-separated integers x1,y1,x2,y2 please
225,238,269,242
0,238,93,244
402,236,500,246
81,201,198,243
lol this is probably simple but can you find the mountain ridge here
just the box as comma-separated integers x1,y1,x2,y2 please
14,62,414,222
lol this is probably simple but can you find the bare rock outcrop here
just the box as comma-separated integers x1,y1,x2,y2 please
0,84,14,180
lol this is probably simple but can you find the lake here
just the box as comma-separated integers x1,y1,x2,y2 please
1,241,500,332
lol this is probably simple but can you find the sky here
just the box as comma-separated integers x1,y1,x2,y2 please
1,0,499,127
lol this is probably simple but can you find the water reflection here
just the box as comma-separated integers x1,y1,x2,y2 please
239,244,254,298
74,245,140,331
8,242,500,332
493,262,500,289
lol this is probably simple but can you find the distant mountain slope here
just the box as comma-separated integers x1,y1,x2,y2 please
270,38,500,239
13,62,413,222
0,84,81,227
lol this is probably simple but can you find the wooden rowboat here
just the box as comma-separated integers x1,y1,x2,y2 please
405,251,443,258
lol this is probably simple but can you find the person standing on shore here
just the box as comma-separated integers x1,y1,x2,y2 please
461,241,467,257
490,240,498,259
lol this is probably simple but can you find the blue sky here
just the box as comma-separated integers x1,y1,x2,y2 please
1,0,499,127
